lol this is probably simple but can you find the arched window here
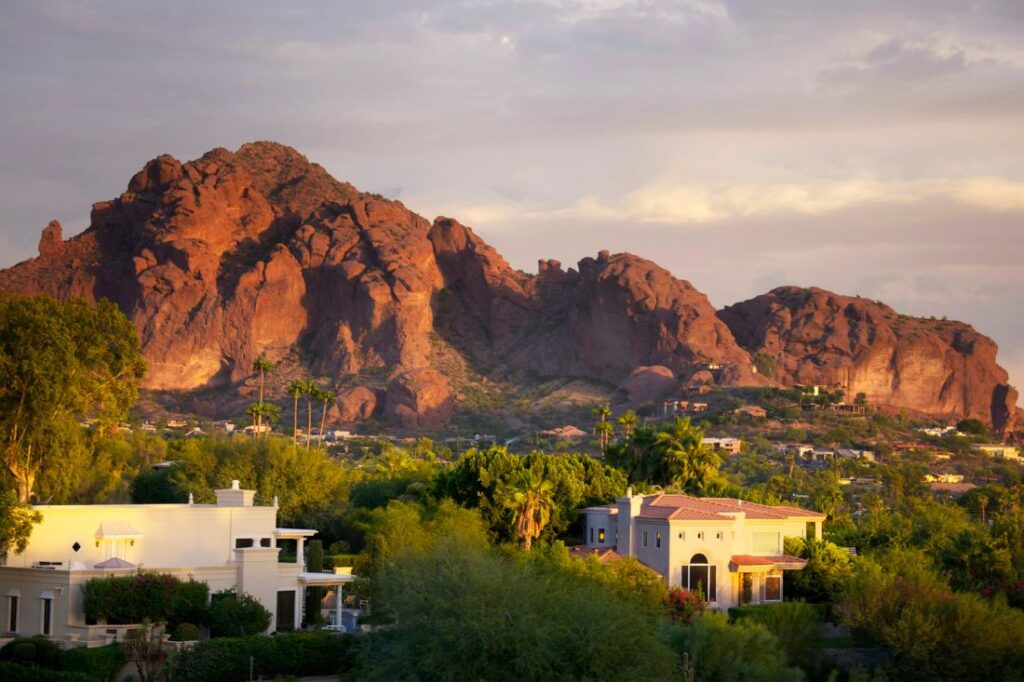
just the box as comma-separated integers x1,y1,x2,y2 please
683,554,716,602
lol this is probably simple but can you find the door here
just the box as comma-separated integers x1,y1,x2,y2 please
276,590,296,631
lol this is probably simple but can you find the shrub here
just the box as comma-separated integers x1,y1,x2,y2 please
81,573,208,626
0,661,93,682
59,644,124,682
730,601,823,673
168,631,356,682
666,587,706,624
171,623,201,642
206,590,271,638
0,635,62,669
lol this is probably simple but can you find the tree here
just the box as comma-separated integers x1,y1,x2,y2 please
304,539,325,627
206,590,271,637
505,470,555,550
617,409,638,439
655,418,721,493
122,620,166,682
251,354,274,436
287,380,306,448
316,388,335,450
303,380,317,449
593,403,612,451
956,418,986,436
0,490,42,560
0,295,146,501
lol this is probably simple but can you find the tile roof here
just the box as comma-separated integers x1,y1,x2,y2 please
568,546,622,564
636,494,824,521
730,554,807,569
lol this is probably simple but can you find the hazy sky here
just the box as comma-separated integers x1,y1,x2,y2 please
2,1,1023,390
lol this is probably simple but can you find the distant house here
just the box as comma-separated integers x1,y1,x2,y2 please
928,482,977,498
836,448,875,463
215,421,236,433
974,444,1021,461
184,427,206,439
662,400,708,418
539,425,588,439
924,473,964,483
918,426,961,438
165,419,187,430
703,437,742,456
139,422,157,433
243,424,271,436
733,405,767,419
579,492,824,607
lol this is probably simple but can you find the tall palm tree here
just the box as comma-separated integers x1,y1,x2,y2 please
593,403,613,451
287,380,306,448
507,471,555,550
251,354,274,434
303,380,317,449
317,388,336,450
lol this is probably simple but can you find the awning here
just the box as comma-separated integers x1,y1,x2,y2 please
729,555,807,572
95,521,143,540
275,528,318,539
94,557,136,570
299,572,357,586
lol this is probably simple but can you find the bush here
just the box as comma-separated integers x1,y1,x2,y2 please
172,622,202,642
206,590,271,638
59,644,124,682
0,635,62,669
0,661,93,682
81,573,208,626
662,612,804,682
729,601,823,673
168,631,356,682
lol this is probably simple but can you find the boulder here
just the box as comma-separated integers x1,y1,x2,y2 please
614,366,677,406
384,368,453,429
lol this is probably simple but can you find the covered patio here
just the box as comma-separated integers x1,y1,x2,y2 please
299,571,357,632
728,554,807,606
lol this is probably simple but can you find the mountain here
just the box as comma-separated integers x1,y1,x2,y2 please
0,142,1017,431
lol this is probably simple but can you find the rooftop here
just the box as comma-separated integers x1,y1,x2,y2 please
584,493,825,522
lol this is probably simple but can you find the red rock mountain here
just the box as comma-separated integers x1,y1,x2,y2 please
0,143,1017,430
719,287,1019,431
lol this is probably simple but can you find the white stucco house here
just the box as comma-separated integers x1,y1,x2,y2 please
579,491,825,607
0,481,353,647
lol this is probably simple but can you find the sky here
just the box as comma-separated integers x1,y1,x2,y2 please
1,0,1022,391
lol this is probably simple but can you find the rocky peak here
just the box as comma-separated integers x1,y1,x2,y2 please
37,220,65,259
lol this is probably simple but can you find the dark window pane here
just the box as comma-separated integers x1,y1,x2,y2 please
766,576,781,601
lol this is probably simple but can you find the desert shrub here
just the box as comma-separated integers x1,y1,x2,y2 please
729,601,823,673
662,612,805,682
168,631,356,682
171,622,201,642
0,661,93,681
206,590,271,638
0,635,62,668
666,587,706,624
59,644,124,682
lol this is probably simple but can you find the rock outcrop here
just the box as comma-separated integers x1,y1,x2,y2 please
719,286,1019,431
613,366,678,407
0,142,1017,429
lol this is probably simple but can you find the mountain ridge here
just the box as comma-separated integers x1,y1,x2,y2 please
0,141,1018,432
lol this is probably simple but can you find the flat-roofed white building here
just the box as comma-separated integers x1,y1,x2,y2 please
0,481,352,647
580,491,824,607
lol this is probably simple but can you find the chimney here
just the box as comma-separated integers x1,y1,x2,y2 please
615,489,644,557
215,480,255,507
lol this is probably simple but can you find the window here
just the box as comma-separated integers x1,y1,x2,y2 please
682,553,716,602
715,532,721,540
697,532,703,540
259,537,272,548
655,531,662,548
806,522,816,541
642,530,648,547
598,528,605,544
752,531,780,554
276,590,296,631
40,597,52,636
6,595,18,633
589,528,594,544
234,538,254,549
765,575,782,601
678,532,683,540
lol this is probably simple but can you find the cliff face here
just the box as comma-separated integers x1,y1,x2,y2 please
0,142,1017,429
718,286,1019,431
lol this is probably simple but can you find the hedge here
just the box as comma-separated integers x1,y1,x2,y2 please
59,645,124,682
81,573,208,626
168,631,356,682
0,635,62,668
0,661,94,682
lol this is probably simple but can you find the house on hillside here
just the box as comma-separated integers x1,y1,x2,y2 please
974,444,1021,461
0,481,353,647
733,405,768,419
578,491,824,607
539,425,588,439
702,437,742,456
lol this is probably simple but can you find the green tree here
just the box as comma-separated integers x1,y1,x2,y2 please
655,418,721,493
287,380,306,448
206,590,271,637
304,540,325,627
593,403,613,451
316,387,335,449
0,295,146,501
251,354,274,436
956,418,986,436
617,409,638,439
504,469,555,550
0,490,42,560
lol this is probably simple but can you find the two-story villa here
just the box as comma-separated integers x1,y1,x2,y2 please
0,481,353,647
580,491,824,606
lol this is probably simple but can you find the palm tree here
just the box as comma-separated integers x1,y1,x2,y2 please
316,388,336,450
507,471,555,550
303,380,317,449
593,403,613,451
245,402,261,433
287,380,306,448
655,417,720,494
251,354,274,434
617,410,638,439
